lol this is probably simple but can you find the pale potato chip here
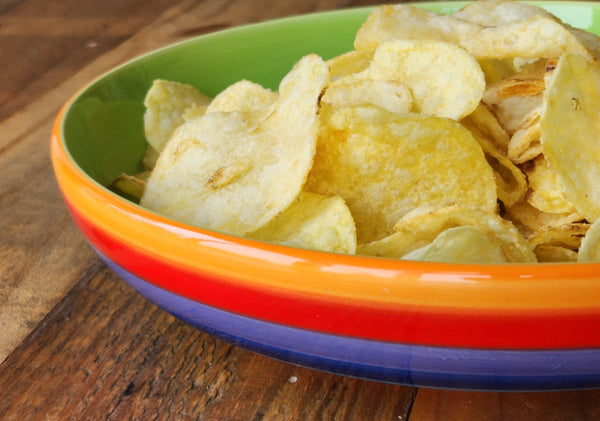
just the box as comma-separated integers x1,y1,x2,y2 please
578,218,600,262
354,5,594,61
205,80,277,114
141,54,328,235
478,59,517,84
365,39,484,120
143,79,212,152
482,78,543,134
306,105,497,243
358,206,536,262
452,0,557,26
248,191,356,254
142,144,160,170
541,52,600,223
326,50,372,80
321,80,413,114
523,155,578,214
401,226,510,264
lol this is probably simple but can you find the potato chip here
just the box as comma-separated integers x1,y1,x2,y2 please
365,39,484,120
143,79,212,152
534,245,578,262
527,223,588,251
540,52,600,222
326,50,372,81
505,198,584,235
401,226,510,264
141,54,328,235
507,107,542,164
482,78,543,134
354,5,594,61
461,105,526,207
306,105,497,243
522,155,578,214
452,0,557,26
321,80,413,115
578,218,600,262
461,103,510,155
248,191,356,254
358,206,536,262
142,145,160,170
205,80,278,114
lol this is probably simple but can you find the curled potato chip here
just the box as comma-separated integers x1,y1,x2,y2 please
528,223,588,250
505,198,584,236
541,52,600,222
461,105,526,207
358,206,536,263
366,39,484,120
249,191,356,254
401,226,510,264
354,5,594,61
578,219,600,262
507,107,542,164
534,245,578,262
523,155,578,214
141,54,328,235
305,105,497,243
206,80,277,114
482,78,544,134
321,80,413,114
143,79,212,152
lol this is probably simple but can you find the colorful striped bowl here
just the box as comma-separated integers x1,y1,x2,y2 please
51,2,600,390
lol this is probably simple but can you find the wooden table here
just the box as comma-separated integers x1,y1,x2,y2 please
1,0,600,419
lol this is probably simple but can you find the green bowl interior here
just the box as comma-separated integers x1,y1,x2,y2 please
61,1,600,191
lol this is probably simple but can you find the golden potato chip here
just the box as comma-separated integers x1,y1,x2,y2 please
326,50,372,80
248,191,356,254
143,79,212,152
461,105,526,207
578,218,600,262
306,105,497,243
505,198,584,235
461,103,510,155
112,171,149,200
206,80,277,114
527,223,588,251
507,107,542,164
354,5,594,61
141,54,328,235
478,59,517,84
541,52,600,222
358,206,536,263
534,245,578,262
522,155,578,214
401,226,510,264
365,39,484,120
321,80,413,115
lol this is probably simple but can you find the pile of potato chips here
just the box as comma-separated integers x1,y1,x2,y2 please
115,0,600,264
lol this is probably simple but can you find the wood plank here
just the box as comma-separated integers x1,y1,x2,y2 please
410,387,600,421
0,266,416,420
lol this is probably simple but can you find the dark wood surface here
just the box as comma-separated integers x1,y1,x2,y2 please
1,0,600,419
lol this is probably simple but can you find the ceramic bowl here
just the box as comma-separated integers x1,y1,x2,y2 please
51,1,600,391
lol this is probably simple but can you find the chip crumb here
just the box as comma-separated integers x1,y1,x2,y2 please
288,375,298,383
